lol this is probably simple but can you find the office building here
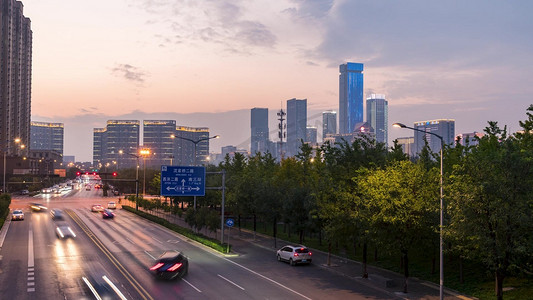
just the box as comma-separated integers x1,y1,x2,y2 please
287,98,307,156
324,122,374,145
173,126,210,166
251,108,269,155
0,1,32,180
143,120,175,168
413,119,455,155
93,120,140,168
306,126,318,145
322,111,337,140
456,132,484,147
339,62,364,134
30,122,64,157
366,94,388,147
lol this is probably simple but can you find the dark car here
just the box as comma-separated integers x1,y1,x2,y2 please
149,251,188,280
102,209,114,219
50,209,64,220
56,224,76,239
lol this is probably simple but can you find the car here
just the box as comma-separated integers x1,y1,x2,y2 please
150,251,189,280
11,209,24,221
276,245,312,266
19,189,29,195
107,201,117,209
91,204,104,212
112,189,120,196
56,224,76,239
86,185,91,191
30,203,48,212
50,209,64,220
102,209,115,219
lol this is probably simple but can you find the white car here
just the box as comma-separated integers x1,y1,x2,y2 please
107,201,117,209
91,204,104,212
276,245,313,266
11,210,24,221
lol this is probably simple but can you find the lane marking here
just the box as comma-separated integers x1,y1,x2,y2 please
221,257,312,300
218,274,245,290
28,225,35,293
28,229,34,267
182,279,202,293
144,251,157,260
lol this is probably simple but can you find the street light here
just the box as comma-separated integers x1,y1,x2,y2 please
3,138,23,193
139,149,151,196
170,134,220,209
120,150,141,210
393,122,444,300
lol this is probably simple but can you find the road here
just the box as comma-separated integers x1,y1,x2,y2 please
0,183,393,299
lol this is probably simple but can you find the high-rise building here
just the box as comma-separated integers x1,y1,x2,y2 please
30,122,64,157
250,108,269,155
456,132,484,147
322,111,337,140
0,1,32,159
396,137,414,157
286,98,307,156
366,94,388,147
143,120,175,168
93,120,140,168
173,126,210,166
306,126,317,145
413,119,455,155
339,62,363,134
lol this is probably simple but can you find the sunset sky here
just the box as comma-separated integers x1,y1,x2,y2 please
24,0,533,161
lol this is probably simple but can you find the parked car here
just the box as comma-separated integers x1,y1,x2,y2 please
11,209,24,221
91,204,104,212
50,209,64,220
102,209,115,219
150,251,189,280
276,245,312,266
56,224,76,239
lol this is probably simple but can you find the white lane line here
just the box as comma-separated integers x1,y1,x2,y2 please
144,251,157,260
28,229,34,267
221,257,312,300
217,274,245,290
183,279,202,293
152,237,163,244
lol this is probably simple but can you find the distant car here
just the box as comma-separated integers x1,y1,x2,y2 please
86,185,91,191
277,245,312,266
91,204,104,212
113,190,120,196
102,209,115,219
107,201,117,209
50,209,64,220
56,224,76,239
30,203,48,212
150,251,189,280
11,210,24,221
19,189,29,195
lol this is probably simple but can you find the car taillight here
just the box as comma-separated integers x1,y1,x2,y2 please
167,263,183,272
294,253,299,257
309,252,312,256
150,263,164,271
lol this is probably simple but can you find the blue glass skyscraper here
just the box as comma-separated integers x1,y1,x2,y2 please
339,63,364,134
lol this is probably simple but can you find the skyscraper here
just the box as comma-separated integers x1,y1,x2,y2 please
143,120,176,168
250,108,269,155
339,62,364,134
286,98,307,157
30,122,64,156
413,119,455,155
322,111,337,140
93,120,140,168
366,94,388,147
0,1,32,158
306,126,317,145
173,126,210,166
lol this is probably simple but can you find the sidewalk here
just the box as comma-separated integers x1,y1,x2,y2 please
121,199,474,300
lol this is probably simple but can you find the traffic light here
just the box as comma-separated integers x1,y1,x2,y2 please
76,171,81,176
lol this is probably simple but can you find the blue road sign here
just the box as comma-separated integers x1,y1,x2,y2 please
160,166,206,197
226,218,234,227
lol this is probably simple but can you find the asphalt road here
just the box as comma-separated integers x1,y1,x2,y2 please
0,183,393,299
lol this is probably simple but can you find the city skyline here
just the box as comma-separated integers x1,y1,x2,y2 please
23,1,533,161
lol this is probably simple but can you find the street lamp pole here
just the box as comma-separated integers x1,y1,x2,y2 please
393,122,444,300
120,150,141,210
171,135,219,210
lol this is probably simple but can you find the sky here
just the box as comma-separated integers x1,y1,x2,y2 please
23,0,533,162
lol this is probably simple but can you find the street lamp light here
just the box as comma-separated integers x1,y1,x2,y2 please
170,134,220,209
393,122,444,300
139,149,151,196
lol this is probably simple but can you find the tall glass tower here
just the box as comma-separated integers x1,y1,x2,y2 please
287,98,307,157
322,111,337,140
366,94,388,147
339,62,364,134
250,108,269,155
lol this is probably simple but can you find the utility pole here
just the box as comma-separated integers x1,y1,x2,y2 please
277,108,286,160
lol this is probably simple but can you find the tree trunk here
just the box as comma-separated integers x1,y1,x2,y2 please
253,214,257,241
374,247,378,261
319,230,322,246
238,214,241,235
299,230,304,244
362,242,368,278
459,256,464,284
495,270,504,300
402,250,409,294
273,218,277,249
353,239,357,256
327,242,332,266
